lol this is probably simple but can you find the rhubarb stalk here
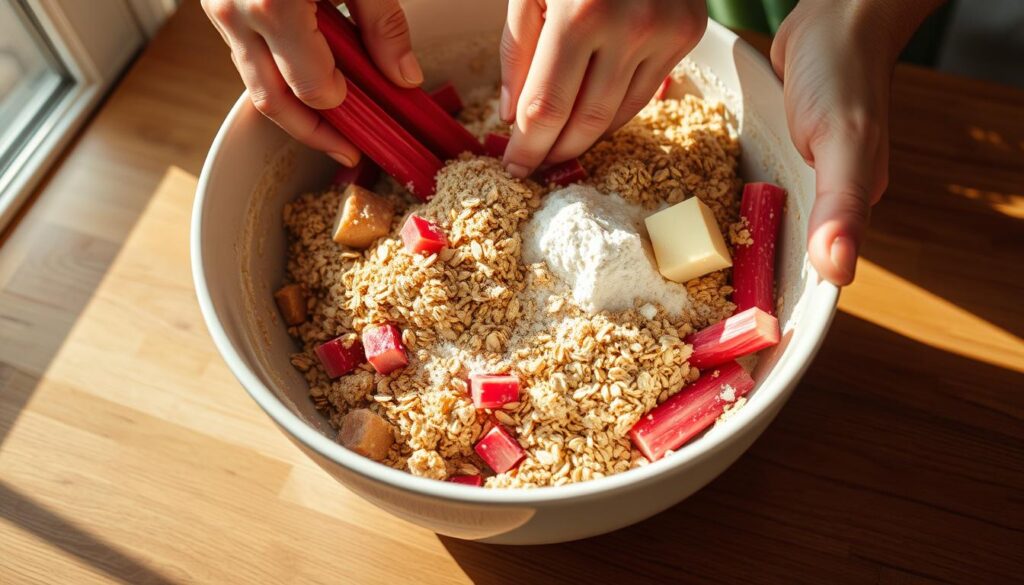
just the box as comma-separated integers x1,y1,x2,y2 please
686,307,780,369
319,82,440,200
429,81,464,116
629,361,755,461
316,3,482,159
732,182,785,314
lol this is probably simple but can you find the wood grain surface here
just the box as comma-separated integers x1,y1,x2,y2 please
1,2,1022,583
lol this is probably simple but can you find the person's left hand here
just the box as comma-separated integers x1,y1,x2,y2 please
499,0,708,178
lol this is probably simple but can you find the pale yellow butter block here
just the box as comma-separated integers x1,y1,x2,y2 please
644,197,732,283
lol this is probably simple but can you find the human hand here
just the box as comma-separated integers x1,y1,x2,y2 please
500,0,707,178
771,0,943,285
202,0,424,166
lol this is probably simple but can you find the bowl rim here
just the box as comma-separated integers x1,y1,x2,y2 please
191,20,839,506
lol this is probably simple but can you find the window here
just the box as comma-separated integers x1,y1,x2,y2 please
0,0,179,232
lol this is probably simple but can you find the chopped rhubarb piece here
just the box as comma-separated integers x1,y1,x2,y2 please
654,76,672,100
629,361,755,461
482,133,510,158
332,157,379,189
400,215,448,255
429,81,464,116
732,182,786,314
316,4,483,159
474,424,526,474
338,408,394,461
273,283,307,325
448,475,484,486
332,184,395,249
315,336,366,378
686,307,780,369
470,374,520,409
362,324,409,374
536,159,588,187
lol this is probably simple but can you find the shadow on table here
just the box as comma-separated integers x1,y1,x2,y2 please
440,311,1024,584
0,480,181,584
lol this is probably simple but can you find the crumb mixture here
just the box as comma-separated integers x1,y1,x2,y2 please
283,93,742,487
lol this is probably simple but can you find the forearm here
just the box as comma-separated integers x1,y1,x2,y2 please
842,0,949,66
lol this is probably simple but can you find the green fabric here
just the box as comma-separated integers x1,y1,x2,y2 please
704,0,955,65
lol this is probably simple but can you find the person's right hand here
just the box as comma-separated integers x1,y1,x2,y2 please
202,0,425,167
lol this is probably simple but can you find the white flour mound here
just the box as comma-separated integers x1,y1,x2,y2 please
523,185,690,316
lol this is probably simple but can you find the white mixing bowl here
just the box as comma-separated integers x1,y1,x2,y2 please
191,0,838,544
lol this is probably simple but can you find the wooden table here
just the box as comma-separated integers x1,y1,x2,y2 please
1,2,1021,583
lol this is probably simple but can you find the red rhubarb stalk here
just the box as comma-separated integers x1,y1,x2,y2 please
448,475,484,486
686,307,780,369
400,215,448,255
537,159,588,187
654,76,672,100
732,182,785,314
474,423,526,474
470,374,519,409
315,337,366,378
362,324,409,374
629,361,755,461
482,133,510,158
332,157,380,189
429,81,464,116
316,3,482,159
319,82,440,200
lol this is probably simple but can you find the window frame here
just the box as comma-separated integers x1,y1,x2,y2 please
0,0,146,232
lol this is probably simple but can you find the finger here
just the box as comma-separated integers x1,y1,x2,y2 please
246,0,347,109
606,55,675,134
805,135,884,286
546,50,637,163
499,0,544,123
348,0,423,87
232,34,360,165
503,16,593,177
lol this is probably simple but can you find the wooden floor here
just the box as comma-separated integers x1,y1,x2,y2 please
1,1,1022,583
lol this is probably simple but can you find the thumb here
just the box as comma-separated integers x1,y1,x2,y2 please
348,0,423,87
805,131,885,286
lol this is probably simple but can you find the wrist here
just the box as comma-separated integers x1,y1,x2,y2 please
849,0,948,65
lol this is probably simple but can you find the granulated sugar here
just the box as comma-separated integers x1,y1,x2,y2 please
523,184,689,317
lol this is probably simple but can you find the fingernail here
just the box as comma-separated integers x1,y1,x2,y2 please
329,151,356,167
398,53,423,86
499,86,512,123
829,235,858,283
506,163,530,179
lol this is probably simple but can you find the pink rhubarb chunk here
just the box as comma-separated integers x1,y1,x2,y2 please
654,76,672,100
315,337,366,378
629,361,755,461
362,324,409,374
474,424,526,474
448,475,484,486
331,157,380,189
686,307,781,369
482,133,510,158
470,374,520,409
536,159,588,187
732,182,786,315
429,81,464,116
400,215,449,255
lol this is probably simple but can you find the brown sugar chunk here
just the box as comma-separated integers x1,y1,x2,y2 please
332,185,394,249
338,409,395,461
273,283,307,325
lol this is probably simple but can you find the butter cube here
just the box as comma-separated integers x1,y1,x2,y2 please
332,185,394,249
644,197,732,283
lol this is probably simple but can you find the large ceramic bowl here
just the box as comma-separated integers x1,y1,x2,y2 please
191,0,838,544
